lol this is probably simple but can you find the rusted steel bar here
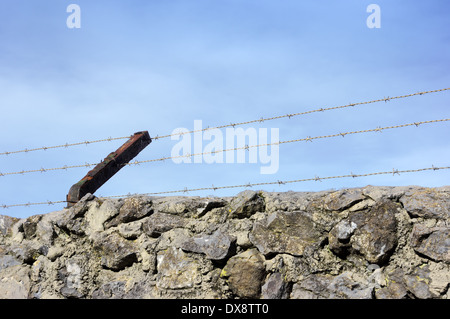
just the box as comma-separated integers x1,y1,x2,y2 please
66,131,151,207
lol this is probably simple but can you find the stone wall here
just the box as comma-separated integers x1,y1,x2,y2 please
0,185,449,299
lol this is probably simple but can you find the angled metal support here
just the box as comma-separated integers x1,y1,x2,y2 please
66,131,151,207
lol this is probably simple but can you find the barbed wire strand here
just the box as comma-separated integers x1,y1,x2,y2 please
1,200,67,209
1,88,448,156
1,118,448,177
131,118,450,165
153,87,450,140
2,165,448,208
106,165,449,197
0,136,132,156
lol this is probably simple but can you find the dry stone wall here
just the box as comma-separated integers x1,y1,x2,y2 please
0,186,449,299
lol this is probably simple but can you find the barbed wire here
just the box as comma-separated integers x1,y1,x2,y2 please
2,165,448,208
1,87,448,156
0,135,132,156
105,165,449,197
130,118,449,165
1,118,448,177
0,162,97,176
154,87,450,140
0,200,67,209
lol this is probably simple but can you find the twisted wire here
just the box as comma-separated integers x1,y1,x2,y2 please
1,118,448,177
1,87,448,155
2,165,447,208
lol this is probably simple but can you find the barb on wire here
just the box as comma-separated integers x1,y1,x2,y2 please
0,135,132,156
2,88,447,156
104,165,450,198
0,200,67,209
153,87,450,140
0,163,97,177
128,118,450,166
1,118,449,177
2,165,448,209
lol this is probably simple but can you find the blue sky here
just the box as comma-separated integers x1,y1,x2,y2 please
1,0,449,218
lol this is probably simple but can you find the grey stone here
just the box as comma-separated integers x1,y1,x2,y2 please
142,212,187,237
328,220,358,256
376,284,409,299
0,215,20,237
22,215,43,239
290,274,331,299
349,198,376,212
46,246,65,261
403,265,435,299
0,265,31,299
118,220,143,239
153,196,226,217
60,287,84,299
9,243,43,265
33,210,61,246
250,210,323,256
195,199,228,217
0,255,21,271
400,188,450,219
327,272,373,299
375,268,409,299
367,264,380,272
54,255,99,299
330,200,398,265
83,199,122,235
54,194,96,235
92,281,126,299
409,225,450,263
92,264,156,299
104,196,153,228
93,232,138,271
428,263,450,296
155,228,193,252
221,249,265,298
291,272,373,299
378,264,444,299
290,284,319,299
324,189,366,211
334,220,358,241
156,246,202,289
262,191,314,214
261,272,290,299
153,196,196,215
181,229,236,260
404,275,433,299
362,185,411,202
228,190,265,219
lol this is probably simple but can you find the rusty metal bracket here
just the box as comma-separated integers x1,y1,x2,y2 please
66,131,151,207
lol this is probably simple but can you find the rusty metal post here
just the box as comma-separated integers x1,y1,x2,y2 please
66,131,151,207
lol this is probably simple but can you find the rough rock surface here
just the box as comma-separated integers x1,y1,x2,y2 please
0,186,449,299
